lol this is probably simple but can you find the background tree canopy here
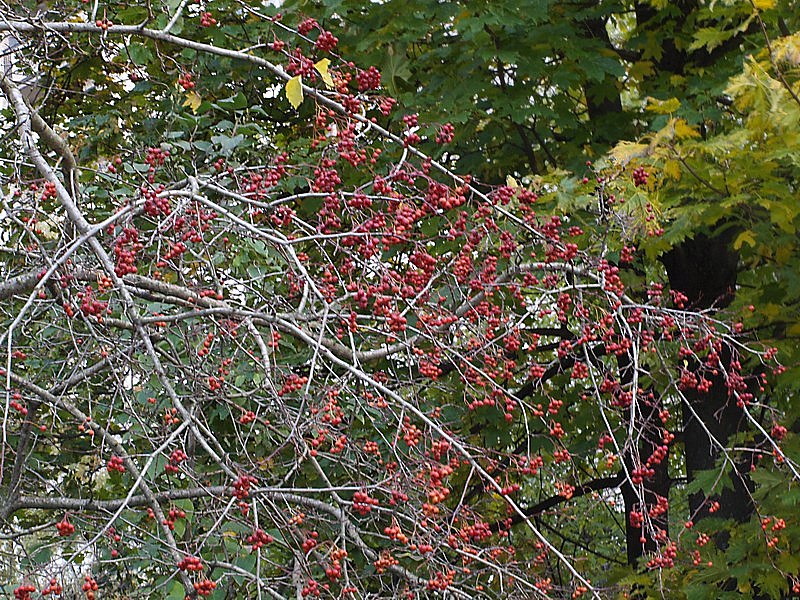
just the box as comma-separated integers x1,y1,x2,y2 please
0,0,798,598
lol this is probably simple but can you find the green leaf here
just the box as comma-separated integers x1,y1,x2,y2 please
216,92,249,111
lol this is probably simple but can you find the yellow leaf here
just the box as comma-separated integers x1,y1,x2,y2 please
786,322,800,336
183,90,202,113
753,0,775,9
506,175,519,189
285,75,303,110
733,230,756,250
673,118,700,139
774,32,800,66
608,141,650,166
314,59,334,88
645,97,681,114
662,160,681,180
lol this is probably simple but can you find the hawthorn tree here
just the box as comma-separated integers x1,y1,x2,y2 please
0,1,797,600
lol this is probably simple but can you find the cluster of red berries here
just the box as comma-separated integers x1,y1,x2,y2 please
645,542,677,569
79,286,109,318
297,18,318,35
142,184,170,216
373,552,399,574
177,555,204,572
107,455,125,473
178,72,195,91
10,391,27,416
648,495,669,519
145,147,169,170
193,579,216,596
199,12,216,27
162,507,186,530
436,123,455,144
239,410,256,424
629,510,643,528
197,332,214,357
379,96,397,115
41,181,57,201
246,528,274,550
163,407,180,425
632,165,649,187
158,241,188,266
620,245,636,263
389,490,409,506
356,66,381,91
352,490,379,515
113,226,142,276
41,578,63,596
386,311,407,332
13,585,36,600
301,579,320,597
56,516,75,536
402,113,419,128
772,424,788,440
384,522,409,543
519,454,544,476
315,30,338,52
427,570,455,592
278,373,308,396
459,520,492,542
630,466,656,485
165,448,187,474
232,474,257,500
82,575,99,600
402,418,422,446
95,18,113,30
301,531,319,553
107,155,123,173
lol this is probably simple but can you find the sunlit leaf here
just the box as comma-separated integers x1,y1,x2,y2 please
182,90,202,113
314,59,334,88
285,75,303,109
645,97,681,114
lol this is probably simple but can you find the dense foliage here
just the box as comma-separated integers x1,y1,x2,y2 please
0,1,798,598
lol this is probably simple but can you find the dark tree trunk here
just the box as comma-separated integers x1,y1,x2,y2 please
662,232,756,536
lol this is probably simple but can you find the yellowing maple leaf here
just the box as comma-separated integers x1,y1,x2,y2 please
314,59,334,88
673,119,700,139
286,76,303,109
183,90,202,113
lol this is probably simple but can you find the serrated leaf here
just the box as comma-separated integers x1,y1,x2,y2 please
645,97,681,114
662,159,681,180
689,27,731,53
285,76,303,109
608,141,650,165
674,118,700,139
314,59,334,88
183,90,202,113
